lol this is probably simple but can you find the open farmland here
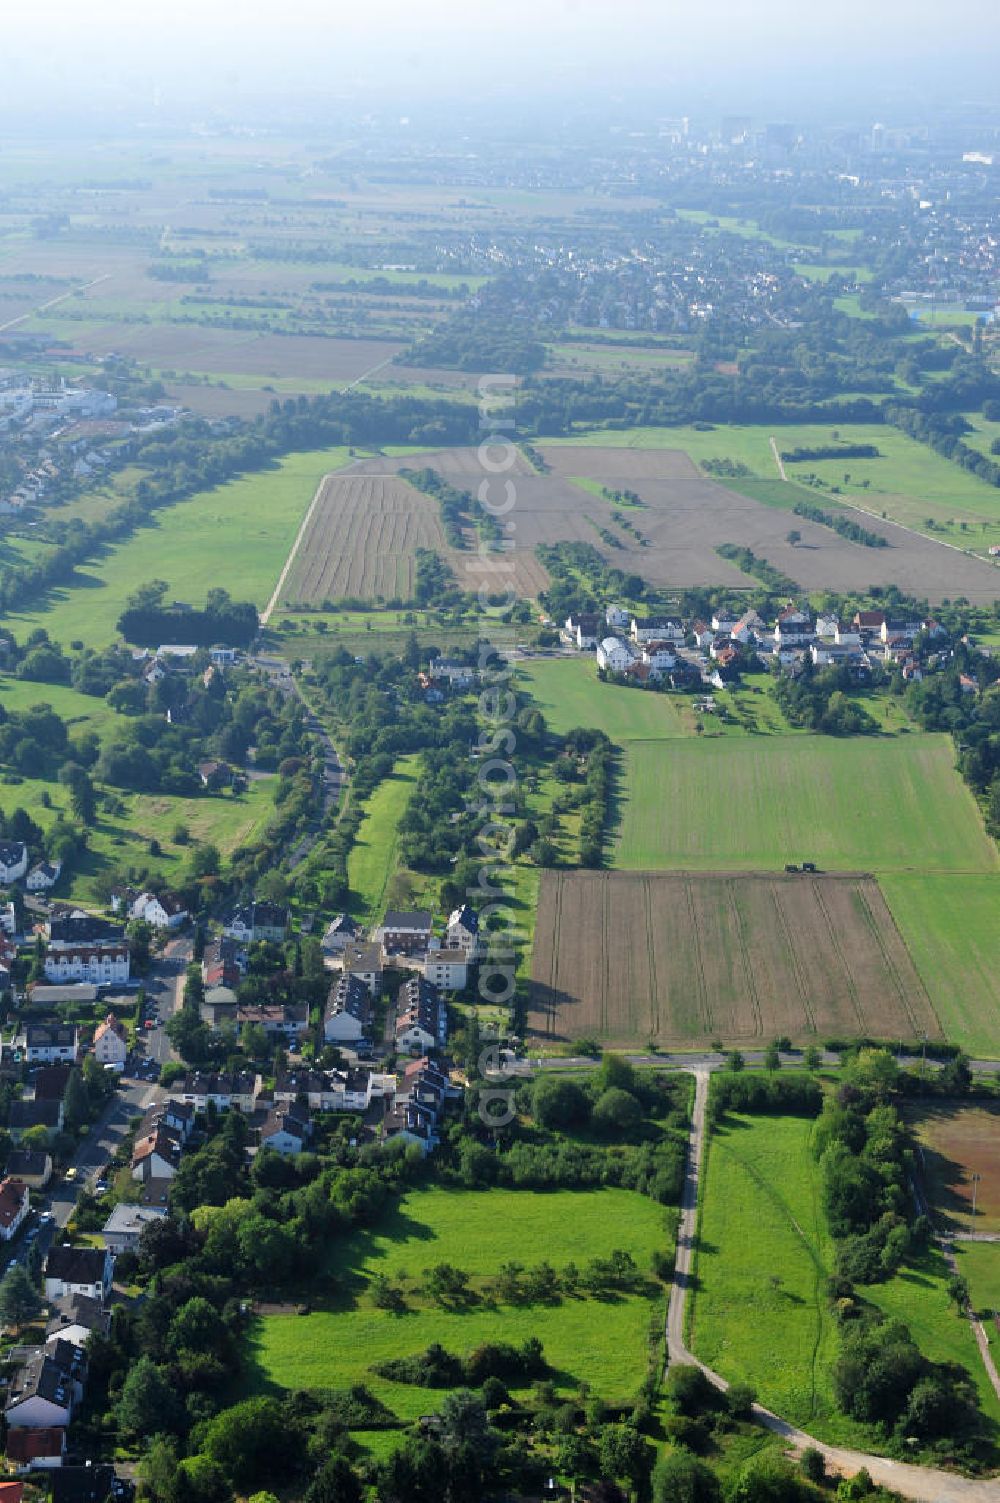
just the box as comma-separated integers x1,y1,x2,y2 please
880,875,1000,1058
614,733,997,873
537,443,1000,602
514,657,690,739
250,1186,670,1421
284,458,550,602
283,473,462,602
912,1103,1000,1236
528,870,940,1046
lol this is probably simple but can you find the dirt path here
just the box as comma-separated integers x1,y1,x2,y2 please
666,1067,1000,1502
0,273,111,334
769,435,788,481
260,474,327,623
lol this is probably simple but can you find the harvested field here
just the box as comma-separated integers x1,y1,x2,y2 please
537,444,1000,603
356,444,1000,603
912,1103,1000,1236
284,473,458,602
528,870,942,1047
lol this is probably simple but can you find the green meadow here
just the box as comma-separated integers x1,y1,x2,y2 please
0,674,125,744
879,874,1000,1058
613,733,997,874
3,446,355,650
692,1112,1000,1440
250,1186,671,1419
955,1243,1000,1316
0,770,278,904
346,754,421,923
515,657,689,740
690,1112,842,1428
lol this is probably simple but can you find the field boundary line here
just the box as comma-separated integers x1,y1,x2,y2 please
643,876,660,1040
811,878,867,1033
261,474,328,623
854,883,924,1038
767,880,816,1035
683,878,714,1036
726,879,763,1038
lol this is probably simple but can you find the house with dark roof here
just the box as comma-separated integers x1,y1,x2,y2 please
52,1466,133,1503
259,1105,311,1156
46,913,123,949
324,973,371,1043
46,1293,111,1349
376,909,433,957
43,1246,113,1303
33,1065,73,1101
4,1424,66,1469
0,1177,29,1240
395,977,447,1054
4,1343,85,1429
446,904,481,957
9,1098,63,1141
18,1024,78,1065
6,1147,52,1188
321,913,362,955
340,941,383,995
222,900,289,944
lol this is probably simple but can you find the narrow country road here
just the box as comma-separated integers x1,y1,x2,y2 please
769,434,788,481
665,1067,1000,1503
253,654,345,871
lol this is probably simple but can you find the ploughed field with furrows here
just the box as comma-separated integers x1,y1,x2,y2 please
283,473,460,602
528,869,942,1046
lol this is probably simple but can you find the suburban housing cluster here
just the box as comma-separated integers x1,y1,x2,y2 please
565,601,958,690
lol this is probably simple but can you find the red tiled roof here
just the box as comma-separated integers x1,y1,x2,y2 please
5,1427,65,1462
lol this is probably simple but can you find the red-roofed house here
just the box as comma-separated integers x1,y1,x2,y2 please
0,1177,29,1241
4,1425,66,1469
93,1014,128,1073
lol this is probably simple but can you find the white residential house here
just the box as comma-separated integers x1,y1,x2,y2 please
815,614,839,639
101,1204,166,1255
131,1125,182,1182
130,891,188,929
421,948,469,990
43,942,130,986
44,1245,113,1303
260,1107,310,1156
0,900,16,936
773,607,814,647
596,636,636,673
3,1352,78,1431
631,617,684,644
641,642,677,671
710,610,739,633
19,1024,78,1064
834,622,862,646
324,973,371,1043
605,604,630,628
93,1013,128,1072
562,613,600,650
0,842,28,883
446,905,481,958
321,913,363,956
691,621,714,650
26,861,62,893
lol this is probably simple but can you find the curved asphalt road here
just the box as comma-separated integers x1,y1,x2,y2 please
665,1068,1000,1503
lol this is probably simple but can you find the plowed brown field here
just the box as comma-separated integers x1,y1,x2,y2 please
528,869,942,1047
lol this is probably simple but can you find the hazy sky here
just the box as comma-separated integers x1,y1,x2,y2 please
6,0,1000,122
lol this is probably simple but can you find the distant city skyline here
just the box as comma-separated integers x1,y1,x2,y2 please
3,0,999,125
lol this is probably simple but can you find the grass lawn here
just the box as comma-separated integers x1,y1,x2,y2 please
3,446,356,650
862,1250,1000,1427
955,1243,1000,1317
692,1113,1000,1442
515,658,689,740
690,1112,846,1429
0,771,277,904
879,875,1000,1058
347,755,420,923
0,674,125,744
613,732,997,874
249,1185,671,1419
